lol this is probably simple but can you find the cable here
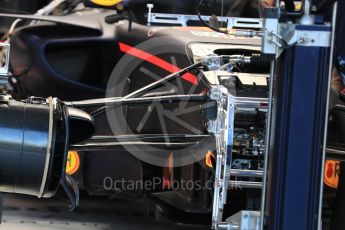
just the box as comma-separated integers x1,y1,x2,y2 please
196,0,260,37
68,94,206,108
196,0,229,34
197,12,228,34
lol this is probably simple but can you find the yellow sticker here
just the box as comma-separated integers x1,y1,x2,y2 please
324,160,340,189
90,0,122,7
66,151,80,175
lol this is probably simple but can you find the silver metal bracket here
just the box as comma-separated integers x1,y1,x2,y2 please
279,23,331,48
207,85,235,229
261,8,331,56
146,4,263,30
202,55,222,71
224,211,261,230
261,16,279,55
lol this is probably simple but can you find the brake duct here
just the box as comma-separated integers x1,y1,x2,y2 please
0,95,94,201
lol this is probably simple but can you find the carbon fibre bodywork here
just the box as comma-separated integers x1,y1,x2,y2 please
8,9,264,222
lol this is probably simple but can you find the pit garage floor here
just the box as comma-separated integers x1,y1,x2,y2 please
1,194,209,230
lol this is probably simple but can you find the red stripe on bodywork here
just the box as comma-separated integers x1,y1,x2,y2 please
119,42,198,85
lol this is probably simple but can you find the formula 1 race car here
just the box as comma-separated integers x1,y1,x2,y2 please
0,0,344,229
1,0,270,223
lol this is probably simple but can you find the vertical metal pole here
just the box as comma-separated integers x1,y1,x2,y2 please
212,134,223,229
318,2,338,228
304,0,311,16
260,60,276,229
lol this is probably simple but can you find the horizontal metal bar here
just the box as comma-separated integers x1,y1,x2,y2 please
67,95,268,111
125,62,203,100
71,141,200,151
327,147,345,155
228,181,263,189
147,13,263,30
333,104,345,111
235,97,268,109
326,147,345,161
231,169,264,178
70,134,209,151
65,94,206,108
88,134,209,142
218,222,240,230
